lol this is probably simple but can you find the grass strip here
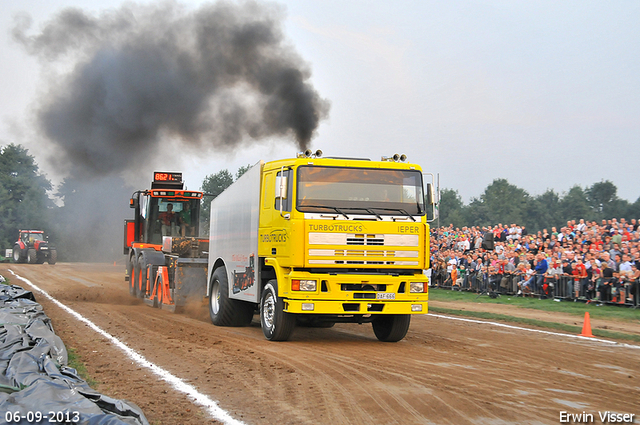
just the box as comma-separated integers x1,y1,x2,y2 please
0,273,99,387
429,288,640,323
66,346,98,388
429,306,640,343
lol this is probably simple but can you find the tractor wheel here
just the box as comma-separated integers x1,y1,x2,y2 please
134,255,145,299
371,314,411,342
128,255,138,296
260,280,296,341
209,267,254,327
27,249,38,264
48,250,57,265
12,245,24,263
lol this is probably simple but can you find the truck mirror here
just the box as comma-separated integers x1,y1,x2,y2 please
426,183,435,206
275,168,290,219
278,176,288,200
481,232,495,251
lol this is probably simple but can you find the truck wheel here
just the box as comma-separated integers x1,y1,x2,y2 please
209,267,253,326
260,280,295,341
27,249,38,264
12,245,24,263
48,250,57,265
372,314,411,342
128,255,138,296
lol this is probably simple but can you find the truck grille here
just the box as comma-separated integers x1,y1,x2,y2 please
308,233,420,266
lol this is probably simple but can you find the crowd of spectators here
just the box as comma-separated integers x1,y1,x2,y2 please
430,218,640,306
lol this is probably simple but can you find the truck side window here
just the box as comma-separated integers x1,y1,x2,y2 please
275,169,292,212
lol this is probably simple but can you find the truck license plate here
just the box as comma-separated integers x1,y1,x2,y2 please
376,292,395,300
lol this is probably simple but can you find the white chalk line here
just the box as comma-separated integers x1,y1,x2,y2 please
428,313,640,350
9,269,245,425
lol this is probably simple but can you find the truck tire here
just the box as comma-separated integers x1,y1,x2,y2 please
27,249,38,264
48,250,57,265
128,255,138,296
372,314,411,342
12,245,24,263
209,267,253,327
260,280,295,341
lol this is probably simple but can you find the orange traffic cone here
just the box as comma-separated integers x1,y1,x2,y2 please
580,312,593,337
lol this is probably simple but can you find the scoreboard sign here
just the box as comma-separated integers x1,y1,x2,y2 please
153,172,182,183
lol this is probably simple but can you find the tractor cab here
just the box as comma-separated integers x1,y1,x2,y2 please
20,230,44,247
142,196,201,243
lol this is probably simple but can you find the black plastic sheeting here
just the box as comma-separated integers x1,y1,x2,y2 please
0,277,149,425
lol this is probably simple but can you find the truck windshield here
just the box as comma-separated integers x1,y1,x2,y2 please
296,166,425,216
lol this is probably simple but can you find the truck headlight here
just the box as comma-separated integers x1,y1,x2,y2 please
292,280,317,291
410,282,427,293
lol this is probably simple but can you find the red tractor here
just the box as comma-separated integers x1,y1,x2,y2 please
12,230,57,264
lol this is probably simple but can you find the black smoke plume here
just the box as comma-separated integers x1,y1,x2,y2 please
13,1,330,177
12,1,329,262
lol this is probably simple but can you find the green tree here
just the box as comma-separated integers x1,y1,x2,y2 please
558,185,590,223
628,197,640,219
472,179,530,227
465,196,489,227
0,144,53,250
586,180,618,219
526,189,561,232
235,164,252,180
438,188,465,228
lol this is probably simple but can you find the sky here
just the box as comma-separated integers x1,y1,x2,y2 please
1,0,639,203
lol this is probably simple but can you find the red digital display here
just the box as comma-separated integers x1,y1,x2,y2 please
154,172,182,182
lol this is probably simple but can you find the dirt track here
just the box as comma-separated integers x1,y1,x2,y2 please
2,262,639,425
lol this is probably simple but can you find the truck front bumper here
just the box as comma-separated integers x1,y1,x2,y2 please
284,299,428,315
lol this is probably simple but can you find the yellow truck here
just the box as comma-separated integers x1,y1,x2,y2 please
207,151,434,341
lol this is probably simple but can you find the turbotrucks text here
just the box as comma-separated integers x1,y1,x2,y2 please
208,152,434,342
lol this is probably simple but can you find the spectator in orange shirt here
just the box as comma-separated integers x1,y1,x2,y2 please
572,258,588,299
